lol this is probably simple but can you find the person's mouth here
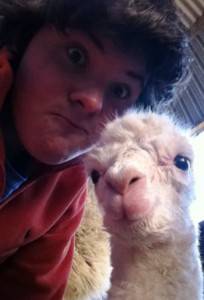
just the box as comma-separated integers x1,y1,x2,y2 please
52,113,89,135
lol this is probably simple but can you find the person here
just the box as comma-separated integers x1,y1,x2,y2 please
0,0,188,299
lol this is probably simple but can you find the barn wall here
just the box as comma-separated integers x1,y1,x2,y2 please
168,1,204,127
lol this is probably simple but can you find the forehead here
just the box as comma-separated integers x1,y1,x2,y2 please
70,29,147,79
26,26,147,79
84,30,147,72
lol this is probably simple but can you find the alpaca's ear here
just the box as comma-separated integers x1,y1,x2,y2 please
191,122,204,137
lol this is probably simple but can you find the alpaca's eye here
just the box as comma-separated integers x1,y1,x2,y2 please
174,155,191,171
90,170,100,184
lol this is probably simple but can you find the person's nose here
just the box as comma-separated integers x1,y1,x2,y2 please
70,88,103,114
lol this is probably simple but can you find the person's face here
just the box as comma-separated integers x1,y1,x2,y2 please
11,26,146,165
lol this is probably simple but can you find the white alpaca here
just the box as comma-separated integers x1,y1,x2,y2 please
86,110,203,300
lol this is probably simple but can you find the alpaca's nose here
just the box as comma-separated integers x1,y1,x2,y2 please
104,165,145,195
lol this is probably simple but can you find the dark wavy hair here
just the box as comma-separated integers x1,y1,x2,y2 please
0,0,189,108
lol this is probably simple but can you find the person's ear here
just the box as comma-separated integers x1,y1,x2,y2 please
0,48,13,108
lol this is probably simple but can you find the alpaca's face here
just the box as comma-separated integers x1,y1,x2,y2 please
86,111,195,246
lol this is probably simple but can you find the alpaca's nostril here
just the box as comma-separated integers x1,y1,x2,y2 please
129,177,140,185
105,169,145,194
90,169,100,185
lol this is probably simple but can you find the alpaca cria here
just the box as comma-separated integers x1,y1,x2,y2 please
86,110,203,300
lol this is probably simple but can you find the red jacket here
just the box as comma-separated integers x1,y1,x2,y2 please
0,50,87,299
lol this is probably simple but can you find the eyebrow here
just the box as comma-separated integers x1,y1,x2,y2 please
64,30,105,52
87,33,105,52
126,70,145,87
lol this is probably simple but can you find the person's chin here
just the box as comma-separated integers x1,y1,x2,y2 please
25,132,92,165
35,143,90,165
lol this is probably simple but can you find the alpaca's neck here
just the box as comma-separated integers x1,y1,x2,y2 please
110,240,140,282
111,234,195,283
109,233,202,300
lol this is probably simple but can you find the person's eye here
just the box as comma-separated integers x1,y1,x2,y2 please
67,46,87,67
110,83,131,100
174,155,191,171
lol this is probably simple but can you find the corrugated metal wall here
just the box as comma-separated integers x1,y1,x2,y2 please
175,0,204,29
168,1,204,127
170,30,204,127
